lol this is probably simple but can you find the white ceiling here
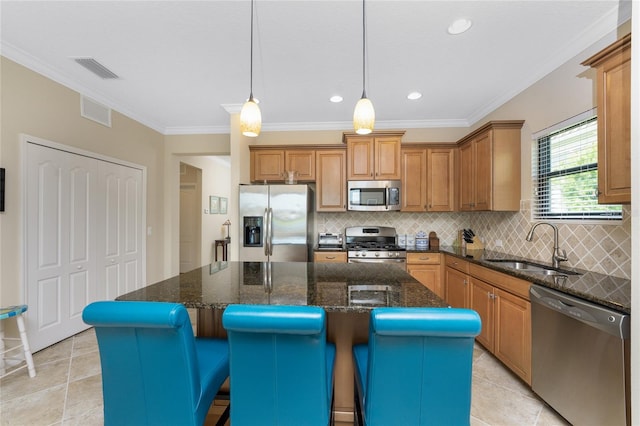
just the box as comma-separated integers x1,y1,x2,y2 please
0,1,632,135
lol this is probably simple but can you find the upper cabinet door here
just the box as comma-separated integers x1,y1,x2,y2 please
347,137,375,180
473,131,493,211
374,136,402,180
582,34,631,204
345,132,404,180
251,149,285,182
401,148,427,211
285,150,316,182
316,149,347,212
427,148,456,212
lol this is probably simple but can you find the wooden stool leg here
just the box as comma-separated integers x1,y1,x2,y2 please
15,314,36,377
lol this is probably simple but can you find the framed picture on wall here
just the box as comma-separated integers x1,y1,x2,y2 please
219,197,228,214
209,196,219,214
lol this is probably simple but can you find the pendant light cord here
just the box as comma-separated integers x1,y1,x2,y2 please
249,0,255,101
361,0,367,99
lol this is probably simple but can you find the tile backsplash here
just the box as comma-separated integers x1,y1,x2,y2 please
316,202,631,279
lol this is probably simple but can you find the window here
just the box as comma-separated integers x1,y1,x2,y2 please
532,113,622,221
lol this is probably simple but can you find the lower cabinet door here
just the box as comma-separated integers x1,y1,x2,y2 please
470,277,495,352
444,267,469,308
494,288,532,385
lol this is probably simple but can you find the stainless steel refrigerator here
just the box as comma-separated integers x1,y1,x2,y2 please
239,184,314,262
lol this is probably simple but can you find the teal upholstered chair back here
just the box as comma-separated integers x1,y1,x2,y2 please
222,304,336,426
353,307,481,426
82,301,229,426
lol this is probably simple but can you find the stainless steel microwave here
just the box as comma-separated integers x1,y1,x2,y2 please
347,180,401,211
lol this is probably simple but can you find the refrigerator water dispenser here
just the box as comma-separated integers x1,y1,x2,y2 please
243,216,263,247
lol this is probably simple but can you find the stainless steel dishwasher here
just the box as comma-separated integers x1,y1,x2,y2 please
530,284,631,425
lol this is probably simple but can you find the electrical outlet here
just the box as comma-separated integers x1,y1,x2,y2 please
495,239,503,248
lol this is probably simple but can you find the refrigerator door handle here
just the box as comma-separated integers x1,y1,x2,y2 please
267,207,274,256
263,208,269,256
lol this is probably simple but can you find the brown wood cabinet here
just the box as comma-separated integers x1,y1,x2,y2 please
401,148,427,211
427,148,456,211
316,149,347,212
313,251,347,263
444,255,469,308
444,255,532,384
285,150,315,181
401,146,455,212
457,121,523,211
407,253,442,298
251,149,285,182
582,33,631,204
468,263,531,384
344,131,404,180
249,146,316,183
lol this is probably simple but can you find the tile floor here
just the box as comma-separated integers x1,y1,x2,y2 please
0,328,570,426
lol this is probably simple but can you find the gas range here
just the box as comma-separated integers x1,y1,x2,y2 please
345,226,406,262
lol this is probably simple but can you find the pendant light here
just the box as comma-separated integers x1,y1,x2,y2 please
353,0,375,135
240,0,261,137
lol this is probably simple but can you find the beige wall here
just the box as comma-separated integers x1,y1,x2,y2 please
0,57,166,305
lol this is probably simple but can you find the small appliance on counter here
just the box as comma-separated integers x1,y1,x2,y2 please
317,232,343,250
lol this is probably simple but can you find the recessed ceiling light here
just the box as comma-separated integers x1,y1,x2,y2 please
448,18,472,35
407,92,422,100
330,95,343,103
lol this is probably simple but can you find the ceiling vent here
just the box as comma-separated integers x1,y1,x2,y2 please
73,57,119,79
81,96,112,127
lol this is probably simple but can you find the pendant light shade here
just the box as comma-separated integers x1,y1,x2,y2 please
240,97,261,137
240,0,261,137
353,0,375,134
353,96,375,135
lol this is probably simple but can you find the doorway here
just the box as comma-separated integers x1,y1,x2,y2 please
179,163,202,273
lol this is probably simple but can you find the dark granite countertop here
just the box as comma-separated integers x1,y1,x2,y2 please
439,246,631,314
116,261,447,313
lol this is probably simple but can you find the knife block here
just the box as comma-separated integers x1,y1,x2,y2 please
466,236,484,250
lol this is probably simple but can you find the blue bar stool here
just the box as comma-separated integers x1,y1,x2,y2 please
0,305,36,378
223,304,336,426
83,301,230,426
353,307,481,426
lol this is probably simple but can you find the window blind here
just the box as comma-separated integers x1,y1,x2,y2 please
532,114,622,221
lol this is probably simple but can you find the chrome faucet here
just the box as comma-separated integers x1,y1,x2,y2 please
525,222,568,269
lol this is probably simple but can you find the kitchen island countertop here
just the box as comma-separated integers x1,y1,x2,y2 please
116,261,447,312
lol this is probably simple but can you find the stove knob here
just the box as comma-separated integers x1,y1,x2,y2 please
375,252,380,257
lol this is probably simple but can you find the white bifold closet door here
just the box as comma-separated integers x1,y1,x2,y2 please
26,141,144,352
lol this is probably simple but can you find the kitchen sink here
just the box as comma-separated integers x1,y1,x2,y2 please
485,259,581,276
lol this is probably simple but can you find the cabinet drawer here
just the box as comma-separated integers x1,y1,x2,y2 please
445,255,469,273
314,252,347,263
407,252,441,265
469,263,530,300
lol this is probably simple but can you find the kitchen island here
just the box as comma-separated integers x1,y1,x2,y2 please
116,261,447,420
